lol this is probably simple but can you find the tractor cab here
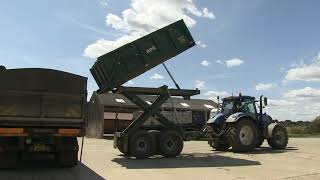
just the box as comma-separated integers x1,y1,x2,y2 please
221,95,257,119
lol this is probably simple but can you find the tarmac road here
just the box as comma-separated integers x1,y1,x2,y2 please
0,137,319,180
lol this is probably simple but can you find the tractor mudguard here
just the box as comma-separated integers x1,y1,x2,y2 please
267,123,285,138
207,113,225,125
226,112,251,123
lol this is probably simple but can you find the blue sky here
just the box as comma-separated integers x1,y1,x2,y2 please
1,0,320,121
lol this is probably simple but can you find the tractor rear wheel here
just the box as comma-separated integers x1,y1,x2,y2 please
129,130,155,159
267,125,288,149
227,119,258,152
159,130,183,158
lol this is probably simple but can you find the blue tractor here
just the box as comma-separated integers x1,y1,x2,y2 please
205,94,288,152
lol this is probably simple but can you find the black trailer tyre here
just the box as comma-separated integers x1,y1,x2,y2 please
159,130,184,158
55,137,79,167
129,130,155,159
0,152,19,169
148,130,160,155
117,138,129,155
227,119,258,152
267,125,288,149
55,150,78,167
0,138,19,169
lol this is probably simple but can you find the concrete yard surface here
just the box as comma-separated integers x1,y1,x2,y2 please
0,138,319,180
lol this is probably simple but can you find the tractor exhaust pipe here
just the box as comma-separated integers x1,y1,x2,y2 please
259,95,263,122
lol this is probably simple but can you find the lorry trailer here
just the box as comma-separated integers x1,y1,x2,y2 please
0,67,87,168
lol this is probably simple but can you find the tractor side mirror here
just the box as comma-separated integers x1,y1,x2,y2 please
264,97,268,106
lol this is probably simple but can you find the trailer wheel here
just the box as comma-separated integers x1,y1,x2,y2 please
0,152,19,169
117,138,129,155
227,119,258,152
129,130,155,159
0,138,19,169
148,130,160,155
267,125,288,150
159,130,183,158
55,137,79,167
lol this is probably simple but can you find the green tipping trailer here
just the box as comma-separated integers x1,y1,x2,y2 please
91,19,195,93
90,20,203,159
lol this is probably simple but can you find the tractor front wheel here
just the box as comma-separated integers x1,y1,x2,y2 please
211,140,230,151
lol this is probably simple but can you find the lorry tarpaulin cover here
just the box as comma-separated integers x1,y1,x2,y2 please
0,68,87,94
90,19,195,93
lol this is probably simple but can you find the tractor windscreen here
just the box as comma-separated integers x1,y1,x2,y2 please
221,97,256,115
221,100,236,115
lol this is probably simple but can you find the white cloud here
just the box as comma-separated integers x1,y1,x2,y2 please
283,87,320,98
84,33,141,58
216,60,223,64
84,0,215,58
205,90,229,101
200,60,210,66
285,55,320,82
255,83,277,91
202,8,215,19
195,80,205,89
268,99,296,107
225,58,244,68
265,98,319,121
100,0,109,8
150,73,164,80
196,41,207,48
265,87,320,121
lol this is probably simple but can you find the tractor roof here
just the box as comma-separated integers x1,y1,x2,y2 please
222,96,255,101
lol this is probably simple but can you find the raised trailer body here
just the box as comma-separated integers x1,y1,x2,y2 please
0,68,87,167
91,19,195,93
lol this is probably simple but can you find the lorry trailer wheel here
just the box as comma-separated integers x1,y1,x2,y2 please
129,130,155,159
227,119,258,152
267,125,288,150
159,130,183,158
0,152,19,169
0,138,19,169
55,150,78,167
55,137,79,167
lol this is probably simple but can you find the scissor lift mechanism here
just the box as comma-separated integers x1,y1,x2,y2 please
113,85,200,155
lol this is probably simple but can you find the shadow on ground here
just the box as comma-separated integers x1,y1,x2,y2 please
0,157,105,180
212,146,299,154
245,146,298,154
112,153,261,169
